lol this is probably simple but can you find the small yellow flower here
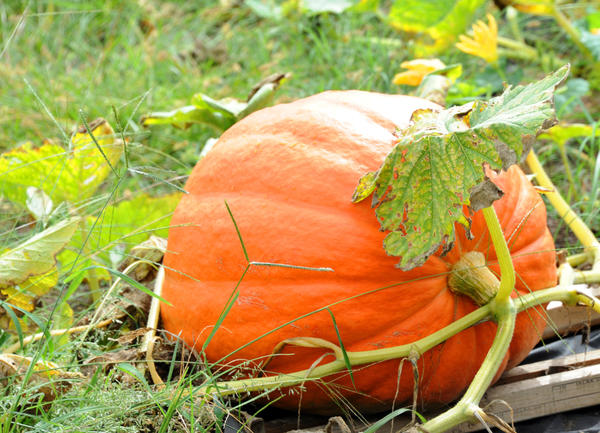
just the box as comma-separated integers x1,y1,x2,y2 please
456,14,498,64
507,0,554,16
393,58,446,86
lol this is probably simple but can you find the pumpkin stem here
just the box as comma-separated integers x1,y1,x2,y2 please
526,150,600,274
448,251,500,306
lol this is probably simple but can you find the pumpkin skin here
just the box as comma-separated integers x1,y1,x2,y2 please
161,91,557,414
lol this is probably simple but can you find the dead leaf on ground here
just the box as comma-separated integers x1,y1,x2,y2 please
81,285,151,327
119,235,167,282
115,327,153,345
0,353,84,402
81,348,142,378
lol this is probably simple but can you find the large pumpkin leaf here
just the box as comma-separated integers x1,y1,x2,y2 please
0,119,121,208
387,0,486,55
353,66,569,270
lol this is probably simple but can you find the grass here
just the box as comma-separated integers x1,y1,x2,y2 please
0,1,405,167
0,0,599,432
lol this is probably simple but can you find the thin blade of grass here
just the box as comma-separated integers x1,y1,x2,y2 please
159,386,185,433
24,78,70,145
202,265,247,351
79,110,120,179
362,407,412,433
0,300,24,349
128,167,188,194
326,307,354,388
111,105,130,169
73,265,171,305
224,200,249,263
250,261,333,272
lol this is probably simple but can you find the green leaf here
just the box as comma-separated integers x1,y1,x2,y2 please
0,119,121,207
52,301,74,349
352,171,377,202
538,123,600,146
302,0,355,14
245,0,283,20
387,0,486,55
60,193,180,274
85,193,180,252
354,66,569,270
139,103,237,131
555,78,590,118
588,11,600,30
349,0,380,12
141,74,290,132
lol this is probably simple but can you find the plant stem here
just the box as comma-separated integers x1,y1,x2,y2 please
567,251,592,267
550,6,595,61
557,142,576,201
420,205,517,432
200,305,492,395
516,285,600,313
81,219,102,303
193,285,600,403
574,269,600,284
482,207,515,304
421,308,515,432
527,150,600,272
497,36,538,59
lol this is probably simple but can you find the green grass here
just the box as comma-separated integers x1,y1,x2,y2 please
0,1,406,167
1,0,599,432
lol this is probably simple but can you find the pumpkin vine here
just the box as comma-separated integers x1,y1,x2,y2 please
159,65,600,433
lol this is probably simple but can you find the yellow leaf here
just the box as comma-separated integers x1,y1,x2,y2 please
0,119,121,207
1,270,58,312
506,0,554,16
393,58,446,86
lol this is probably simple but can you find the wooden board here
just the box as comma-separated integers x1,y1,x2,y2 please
452,349,600,432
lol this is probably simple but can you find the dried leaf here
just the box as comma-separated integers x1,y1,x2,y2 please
0,217,80,287
81,348,141,377
0,353,84,402
119,236,167,281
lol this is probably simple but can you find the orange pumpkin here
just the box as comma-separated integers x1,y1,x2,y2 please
161,91,557,414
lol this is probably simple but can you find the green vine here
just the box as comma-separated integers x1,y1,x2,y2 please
173,67,600,432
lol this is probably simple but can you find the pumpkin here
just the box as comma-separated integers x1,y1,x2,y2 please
161,91,557,414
